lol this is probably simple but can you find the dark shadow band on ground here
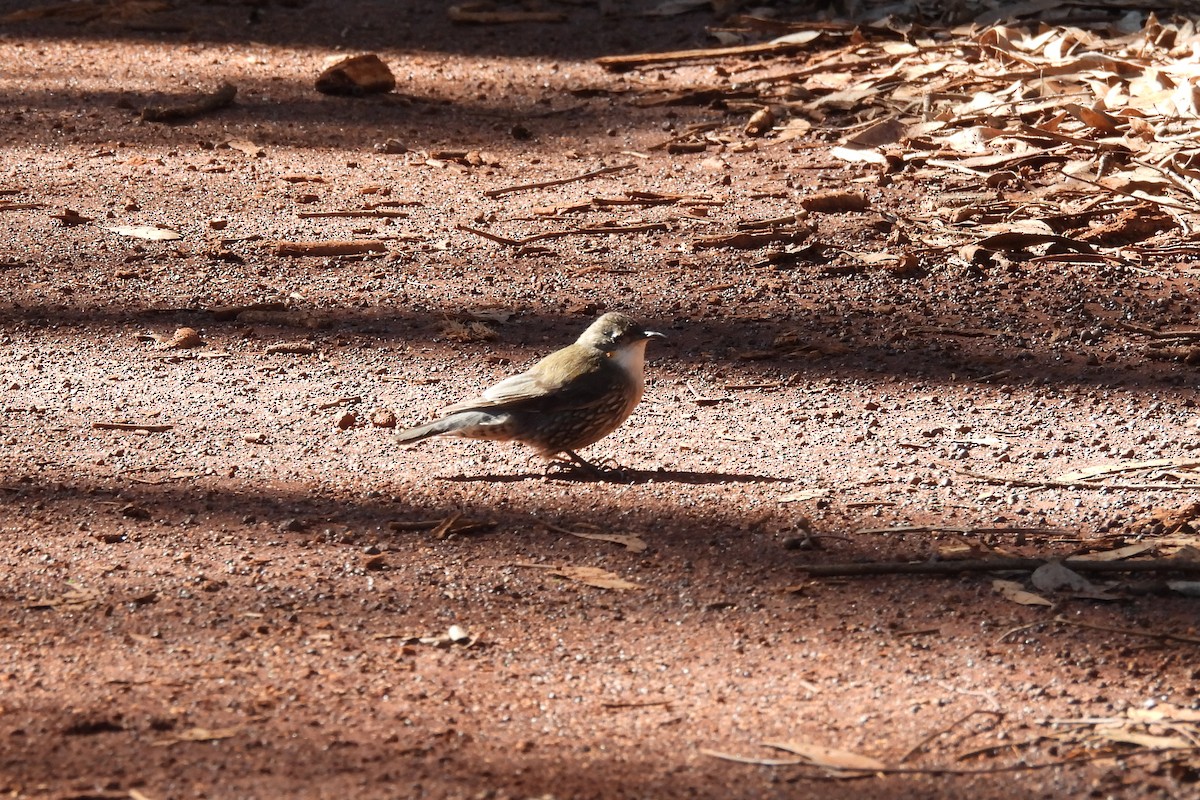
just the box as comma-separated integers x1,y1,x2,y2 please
0,472,1195,798
0,300,1196,395
0,0,719,60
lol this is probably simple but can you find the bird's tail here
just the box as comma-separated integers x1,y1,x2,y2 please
394,410,507,445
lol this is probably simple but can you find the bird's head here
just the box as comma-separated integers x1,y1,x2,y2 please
577,312,665,353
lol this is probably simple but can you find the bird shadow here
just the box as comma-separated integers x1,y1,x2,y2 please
437,468,791,485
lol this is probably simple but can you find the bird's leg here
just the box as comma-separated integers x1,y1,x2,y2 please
540,452,597,481
557,450,629,483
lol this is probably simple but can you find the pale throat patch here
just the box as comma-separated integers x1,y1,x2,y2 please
610,339,649,393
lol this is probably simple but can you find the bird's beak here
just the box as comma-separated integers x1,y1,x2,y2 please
643,330,666,341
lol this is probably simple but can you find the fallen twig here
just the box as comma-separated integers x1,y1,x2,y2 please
947,465,1193,491
141,82,237,122
456,222,667,247
601,699,673,709
900,710,1004,763
317,396,361,410
387,516,492,536
454,224,524,247
596,40,818,72
1053,615,1200,646
273,239,387,257
702,745,1180,775
694,227,813,249
295,210,410,219
483,164,635,198
1117,321,1200,341
649,121,723,152
431,512,462,539
92,421,173,432
855,525,1074,537
797,556,1200,578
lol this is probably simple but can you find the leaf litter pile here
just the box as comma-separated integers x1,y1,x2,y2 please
604,10,1200,261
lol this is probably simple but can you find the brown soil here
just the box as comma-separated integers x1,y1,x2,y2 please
1,3,1199,799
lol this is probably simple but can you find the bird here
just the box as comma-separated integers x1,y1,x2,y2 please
395,312,664,473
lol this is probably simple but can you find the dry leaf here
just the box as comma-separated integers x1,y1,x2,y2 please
700,748,808,766
1070,542,1157,561
778,489,828,503
225,139,264,157
744,106,776,137
104,224,182,241
549,566,640,591
1055,458,1200,483
1127,703,1200,724
154,725,241,746
845,118,908,148
769,30,823,46
763,740,886,772
774,118,812,142
1096,729,1193,750
992,579,1053,607
830,146,888,165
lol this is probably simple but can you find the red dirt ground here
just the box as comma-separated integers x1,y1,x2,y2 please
1,2,1198,799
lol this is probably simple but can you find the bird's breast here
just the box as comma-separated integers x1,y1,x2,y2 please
609,339,649,402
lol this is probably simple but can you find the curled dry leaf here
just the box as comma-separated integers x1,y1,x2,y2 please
743,106,776,137
1030,561,1093,593
992,579,1053,607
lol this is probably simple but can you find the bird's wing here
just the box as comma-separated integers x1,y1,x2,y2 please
440,346,616,414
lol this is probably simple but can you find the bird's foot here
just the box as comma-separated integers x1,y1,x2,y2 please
543,451,630,483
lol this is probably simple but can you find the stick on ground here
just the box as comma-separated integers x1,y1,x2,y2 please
797,556,1200,577
483,164,635,198
141,83,237,122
